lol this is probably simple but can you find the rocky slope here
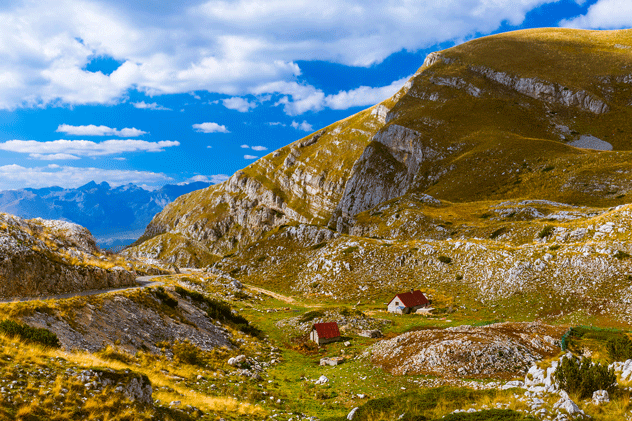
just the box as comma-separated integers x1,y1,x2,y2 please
0,212,138,299
128,28,632,324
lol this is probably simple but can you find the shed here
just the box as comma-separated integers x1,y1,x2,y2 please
310,322,341,346
387,290,429,314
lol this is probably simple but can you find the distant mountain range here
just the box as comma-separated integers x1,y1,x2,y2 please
0,181,211,248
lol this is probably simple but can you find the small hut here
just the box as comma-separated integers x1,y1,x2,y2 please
310,322,341,346
387,290,429,314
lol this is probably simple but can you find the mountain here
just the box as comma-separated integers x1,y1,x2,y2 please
0,181,211,248
126,28,632,324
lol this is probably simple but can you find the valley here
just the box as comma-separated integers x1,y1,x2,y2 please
2,27,632,420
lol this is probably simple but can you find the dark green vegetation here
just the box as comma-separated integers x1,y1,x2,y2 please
562,326,632,362
322,388,535,421
175,286,262,337
0,319,60,348
554,356,617,399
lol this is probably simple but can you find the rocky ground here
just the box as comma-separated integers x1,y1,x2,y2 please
275,307,391,337
371,322,565,379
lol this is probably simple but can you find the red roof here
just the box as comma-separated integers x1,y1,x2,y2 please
312,322,340,339
391,290,429,308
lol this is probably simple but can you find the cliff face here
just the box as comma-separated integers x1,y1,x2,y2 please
125,97,408,261
0,213,136,299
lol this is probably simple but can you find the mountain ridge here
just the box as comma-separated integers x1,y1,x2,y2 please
0,180,212,247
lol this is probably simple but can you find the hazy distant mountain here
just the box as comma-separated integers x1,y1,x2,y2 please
0,181,211,247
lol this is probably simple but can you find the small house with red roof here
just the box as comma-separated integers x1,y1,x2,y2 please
310,322,341,346
387,290,429,314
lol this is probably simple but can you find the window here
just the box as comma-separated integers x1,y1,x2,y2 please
395,301,399,306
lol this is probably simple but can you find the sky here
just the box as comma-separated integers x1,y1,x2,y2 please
0,0,629,191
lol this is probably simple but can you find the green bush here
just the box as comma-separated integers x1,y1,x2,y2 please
175,286,263,338
154,287,178,308
614,250,630,260
438,255,452,264
554,356,616,399
607,335,632,361
0,319,60,348
538,225,554,238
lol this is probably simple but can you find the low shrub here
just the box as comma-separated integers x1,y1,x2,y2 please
438,255,452,264
614,250,630,260
172,340,206,366
554,355,616,399
154,287,178,308
0,319,60,348
489,227,506,239
607,335,632,361
538,225,554,238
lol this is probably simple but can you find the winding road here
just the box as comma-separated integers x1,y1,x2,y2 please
0,275,165,304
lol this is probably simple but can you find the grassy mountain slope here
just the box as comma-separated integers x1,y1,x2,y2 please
128,28,632,325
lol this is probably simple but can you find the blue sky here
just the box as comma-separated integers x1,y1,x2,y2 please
0,0,628,190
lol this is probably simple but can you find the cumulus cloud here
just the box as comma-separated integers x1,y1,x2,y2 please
193,122,230,133
132,101,172,111
291,120,313,132
222,96,257,112
253,76,410,115
0,139,180,159
56,124,147,137
560,0,632,28
244,154,258,160
183,174,230,184
0,164,172,190
267,122,286,126
0,0,561,109
241,144,268,151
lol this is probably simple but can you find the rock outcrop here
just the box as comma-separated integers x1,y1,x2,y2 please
0,213,136,299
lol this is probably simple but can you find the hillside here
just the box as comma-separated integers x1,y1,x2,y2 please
0,181,211,248
0,212,161,299
126,28,632,325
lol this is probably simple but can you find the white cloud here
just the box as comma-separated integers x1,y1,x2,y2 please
244,154,258,160
193,122,230,133
0,164,172,190
561,0,632,28
0,0,561,110
291,120,313,132
183,174,230,184
30,153,81,161
56,124,147,137
132,101,172,111
223,96,257,112
252,77,411,115
241,144,268,151
0,139,179,159
267,122,286,126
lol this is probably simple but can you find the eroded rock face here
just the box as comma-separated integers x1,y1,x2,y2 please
23,288,232,354
0,213,136,299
